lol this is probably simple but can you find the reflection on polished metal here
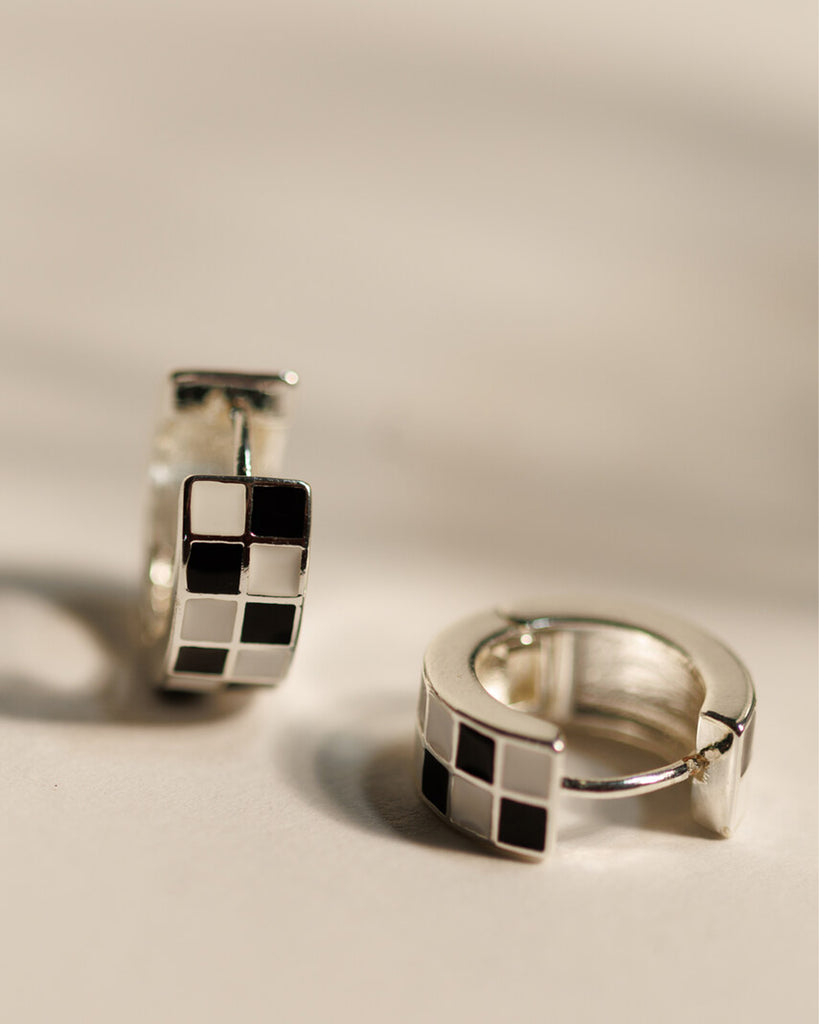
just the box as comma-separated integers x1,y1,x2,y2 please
141,370,311,692
416,600,756,860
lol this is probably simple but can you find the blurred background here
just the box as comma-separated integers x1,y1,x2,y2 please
0,1,815,1022
0,0,814,601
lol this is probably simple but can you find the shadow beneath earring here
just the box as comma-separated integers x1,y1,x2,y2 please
278,694,492,857
0,570,253,725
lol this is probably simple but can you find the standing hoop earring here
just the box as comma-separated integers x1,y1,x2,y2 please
141,370,311,692
416,599,756,859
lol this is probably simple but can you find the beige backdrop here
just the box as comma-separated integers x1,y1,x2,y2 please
0,1,815,1021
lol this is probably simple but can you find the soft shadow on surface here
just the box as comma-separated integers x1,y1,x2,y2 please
279,693,712,856
0,571,253,725
278,694,492,857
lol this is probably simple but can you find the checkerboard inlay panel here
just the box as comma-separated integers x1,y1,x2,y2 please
167,475,310,687
416,680,559,856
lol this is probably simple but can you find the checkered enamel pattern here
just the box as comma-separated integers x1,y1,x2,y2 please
416,679,561,858
166,475,310,688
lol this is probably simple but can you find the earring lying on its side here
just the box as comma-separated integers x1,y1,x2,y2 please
141,370,311,692
416,599,756,859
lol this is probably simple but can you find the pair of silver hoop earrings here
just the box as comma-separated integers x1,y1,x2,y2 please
140,369,757,862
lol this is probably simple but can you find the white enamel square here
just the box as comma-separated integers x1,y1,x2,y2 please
190,480,246,536
450,776,493,838
233,647,292,680
501,742,552,799
247,544,303,596
180,599,237,642
425,693,454,762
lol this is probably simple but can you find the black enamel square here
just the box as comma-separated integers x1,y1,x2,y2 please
241,602,296,645
421,749,449,815
498,798,547,852
455,724,495,783
174,646,228,675
250,484,307,540
186,542,243,594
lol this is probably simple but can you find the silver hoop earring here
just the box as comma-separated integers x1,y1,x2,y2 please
141,370,311,691
416,599,756,859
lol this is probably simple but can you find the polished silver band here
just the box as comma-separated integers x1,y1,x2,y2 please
416,599,756,859
141,370,311,692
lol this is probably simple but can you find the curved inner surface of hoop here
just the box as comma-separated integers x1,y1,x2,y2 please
474,622,704,764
